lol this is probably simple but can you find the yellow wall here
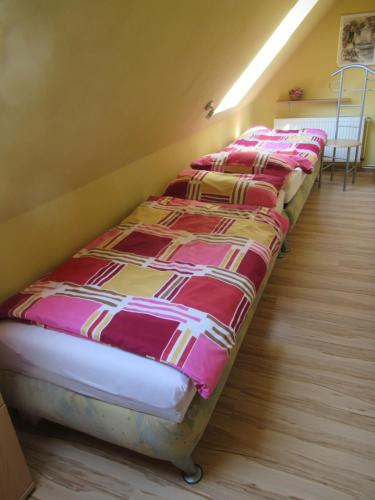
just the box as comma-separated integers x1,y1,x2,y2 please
0,109,251,302
0,0,335,302
252,0,375,165
0,0,298,222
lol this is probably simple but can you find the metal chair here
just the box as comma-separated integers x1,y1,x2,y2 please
322,64,375,191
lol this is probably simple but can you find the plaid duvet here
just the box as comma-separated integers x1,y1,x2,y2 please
0,196,288,398
164,169,284,208
191,126,327,176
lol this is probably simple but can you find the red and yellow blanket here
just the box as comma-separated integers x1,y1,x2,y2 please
164,169,284,208
0,197,288,398
191,126,327,176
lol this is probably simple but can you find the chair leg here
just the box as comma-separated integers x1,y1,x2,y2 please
352,163,357,184
318,153,323,188
343,148,350,191
352,146,358,184
330,147,336,181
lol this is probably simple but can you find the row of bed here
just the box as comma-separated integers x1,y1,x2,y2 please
0,125,327,483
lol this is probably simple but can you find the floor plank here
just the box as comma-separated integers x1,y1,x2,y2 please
14,171,375,500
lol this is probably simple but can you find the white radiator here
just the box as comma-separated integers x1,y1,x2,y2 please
274,116,370,162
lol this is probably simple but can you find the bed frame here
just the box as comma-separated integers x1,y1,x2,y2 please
283,155,322,230
0,243,283,484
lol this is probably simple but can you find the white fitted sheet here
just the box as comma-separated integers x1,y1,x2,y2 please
283,168,306,203
0,321,196,423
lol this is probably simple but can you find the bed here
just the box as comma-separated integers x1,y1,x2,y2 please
0,126,325,482
191,126,327,231
0,193,288,483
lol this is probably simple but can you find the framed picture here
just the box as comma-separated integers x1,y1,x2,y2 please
337,12,375,66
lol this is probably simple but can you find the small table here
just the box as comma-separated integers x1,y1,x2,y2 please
0,393,34,499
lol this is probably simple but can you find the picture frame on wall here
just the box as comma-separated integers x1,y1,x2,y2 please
337,12,375,66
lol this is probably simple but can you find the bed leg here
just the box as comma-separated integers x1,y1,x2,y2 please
278,240,289,258
172,456,203,485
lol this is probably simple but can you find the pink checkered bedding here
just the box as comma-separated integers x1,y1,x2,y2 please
0,196,288,399
191,126,327,176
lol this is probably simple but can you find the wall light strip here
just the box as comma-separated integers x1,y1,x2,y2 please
214,0,319,115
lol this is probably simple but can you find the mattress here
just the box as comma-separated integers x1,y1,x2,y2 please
0,321,196,423
283,168,306,203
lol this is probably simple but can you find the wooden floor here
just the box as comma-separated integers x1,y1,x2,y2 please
15,171,375,500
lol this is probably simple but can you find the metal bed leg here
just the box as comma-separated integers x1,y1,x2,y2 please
173,456,203,484
343,147,350,191
278,240,289,258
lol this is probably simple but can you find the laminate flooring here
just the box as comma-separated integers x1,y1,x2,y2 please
14,171,375,500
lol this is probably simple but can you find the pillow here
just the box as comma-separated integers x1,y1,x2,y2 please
163,169,284,208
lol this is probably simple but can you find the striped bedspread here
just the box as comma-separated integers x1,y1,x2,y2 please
191,126,327,176
164,169,284,208
0,197,288,398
